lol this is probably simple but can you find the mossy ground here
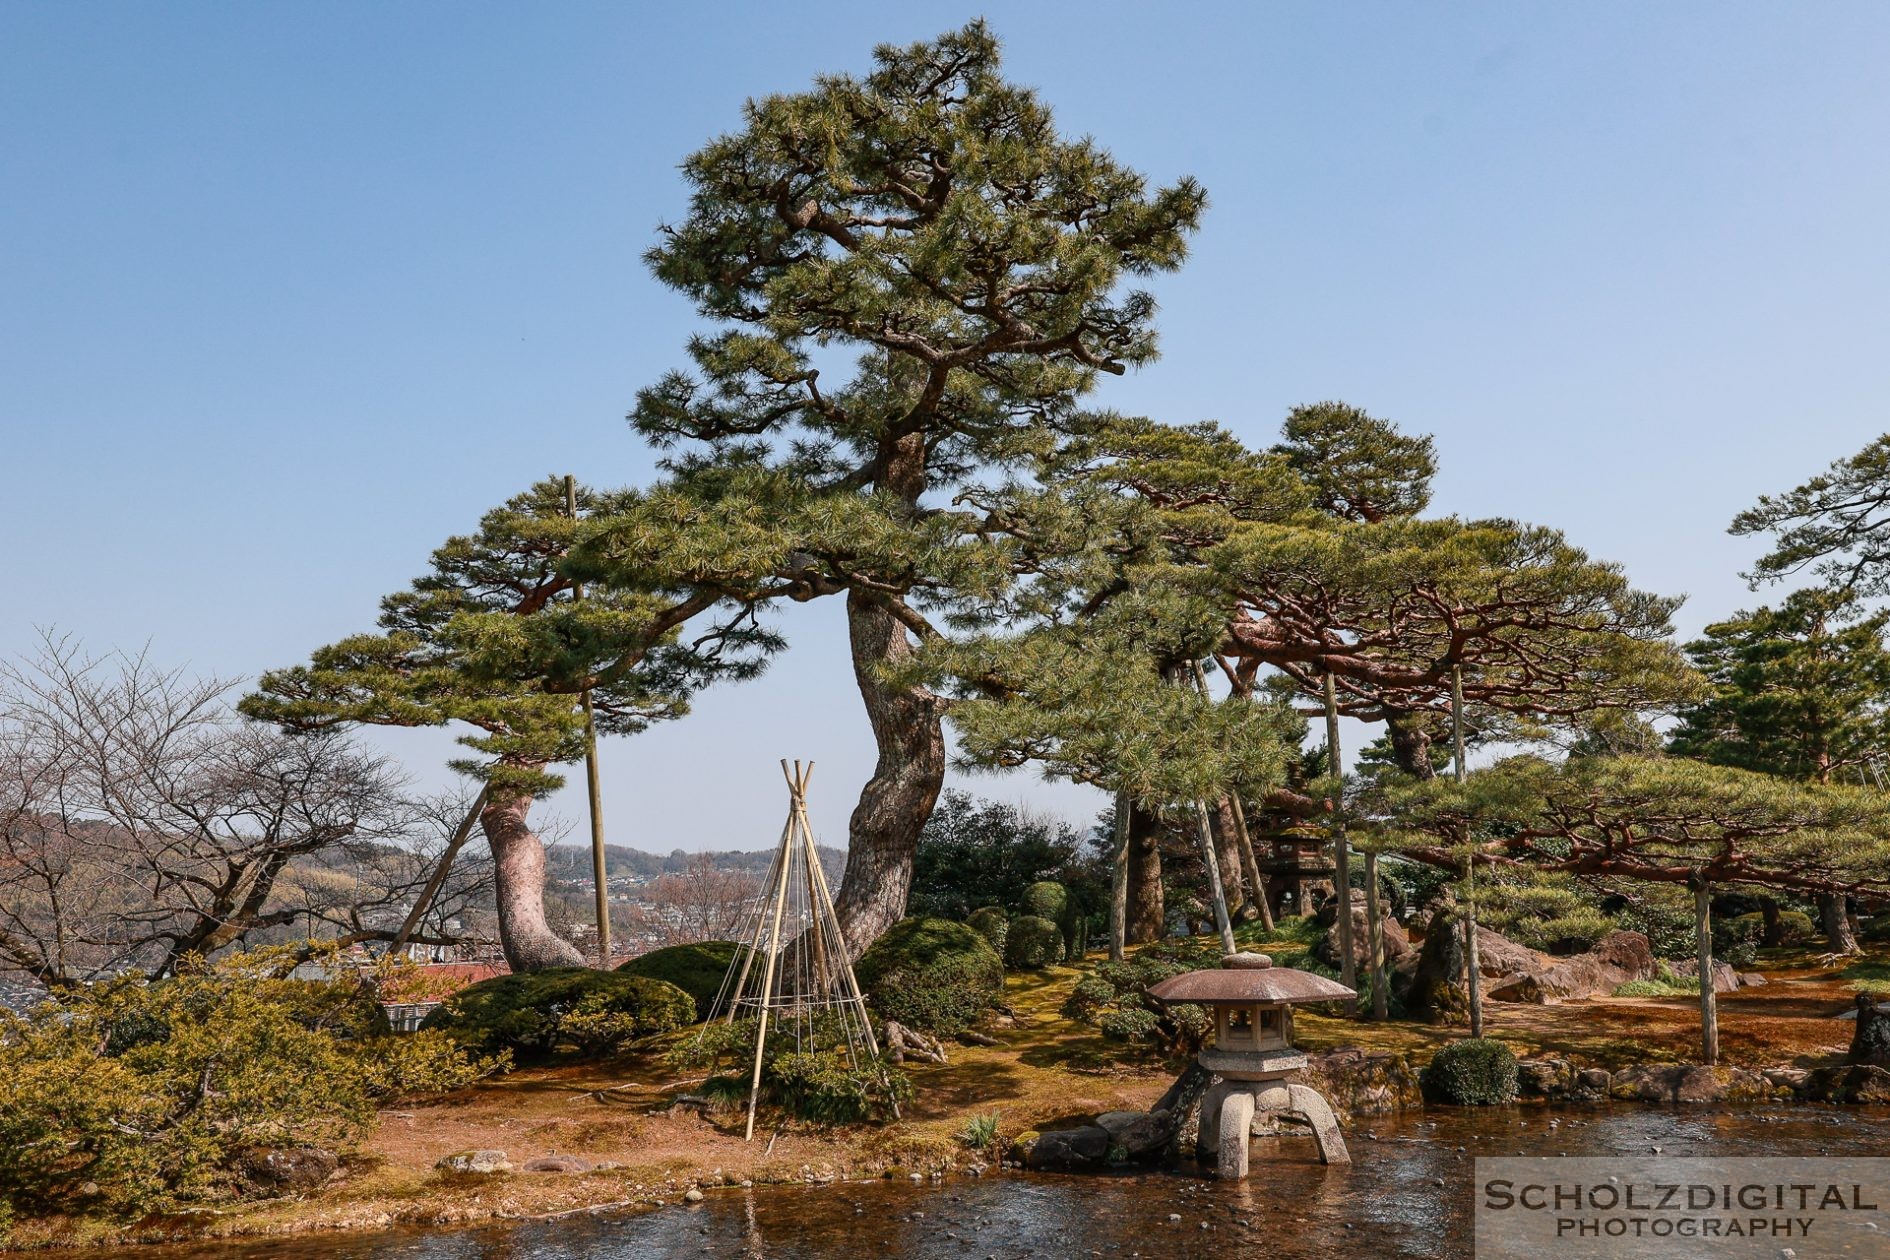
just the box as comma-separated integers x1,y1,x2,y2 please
14,929,1880,1252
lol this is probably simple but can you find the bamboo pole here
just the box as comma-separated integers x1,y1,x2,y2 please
1453,664,1483,1038
1694,874,1719,1066
564,475,612,966
1109,791,1130,962
744,784,798,1142
1323,671,1356,994
724,786,799,1024
1205,659,1273,930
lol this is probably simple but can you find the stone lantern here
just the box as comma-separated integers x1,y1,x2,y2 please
1148,951,1353,1178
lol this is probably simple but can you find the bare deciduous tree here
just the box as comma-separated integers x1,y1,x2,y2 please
0,634,475,984
628,854,763,948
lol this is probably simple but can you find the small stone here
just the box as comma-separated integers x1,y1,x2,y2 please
435,1149,510,1175
684,1188,704,1204
1168,1213,1182,1223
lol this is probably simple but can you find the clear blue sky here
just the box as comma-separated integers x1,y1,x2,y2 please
5,3,1888,851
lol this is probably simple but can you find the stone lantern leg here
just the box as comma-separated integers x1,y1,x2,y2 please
1148,951,1355,1180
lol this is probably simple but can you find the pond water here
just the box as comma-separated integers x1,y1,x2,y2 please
93,1107,1890,1260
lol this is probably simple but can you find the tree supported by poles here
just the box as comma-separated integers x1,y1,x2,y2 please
702,762,888,1141
1377,753,1890,1063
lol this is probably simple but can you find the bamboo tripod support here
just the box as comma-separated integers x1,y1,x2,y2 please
704,761,884,1142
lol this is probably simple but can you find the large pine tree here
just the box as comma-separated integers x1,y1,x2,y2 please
582,22,1206,951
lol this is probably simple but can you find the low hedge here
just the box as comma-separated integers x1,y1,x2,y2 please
421,968,694,1062
618,940,752,1020
855,917,1005,1036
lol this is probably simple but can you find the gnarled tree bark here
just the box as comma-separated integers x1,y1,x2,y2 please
1820,891,1861,955
481,791,584,971
834,591,947,958
1126,803,1166,943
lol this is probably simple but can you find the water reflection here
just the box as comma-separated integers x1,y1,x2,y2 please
77,1108,1890,1260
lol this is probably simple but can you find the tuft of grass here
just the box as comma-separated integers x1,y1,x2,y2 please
959,1111,1001,1151
1615,976,1701,997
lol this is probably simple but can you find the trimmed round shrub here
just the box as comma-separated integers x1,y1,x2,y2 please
420,968,694,1062
1421,1037,1519,1105
1775,909,1818,943
1097,1006,1160,1043
965,906,1009,957
1713,913,1765,967
1004,915,1065,970
855,917,1005,1036
618,940,752,1020
1021,881,1070,925
1060,975,1116,1023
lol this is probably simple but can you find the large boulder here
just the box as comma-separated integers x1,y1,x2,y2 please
1314,890,1412,970
1848,992,1890,1067
1671,958,1742,994
1515,1058,1577,1100
1803,1064,1890,1104
1398,907,1468,1025
1608,1064,1770,1104
234,1145,339,1195
1498,931,1656,1002
1094,1109,1179,1158
1472,925,1548,979
1023,1125,1111,1170
1294,1047,1422,1117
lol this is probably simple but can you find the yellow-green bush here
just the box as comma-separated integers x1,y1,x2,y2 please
0,951,375,1220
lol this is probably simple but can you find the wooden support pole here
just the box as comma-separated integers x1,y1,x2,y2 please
564,475,612,966
1323,671,1356,994
391,784,488,957
1453,664,1483,1038
1109,791,1130,962
744,778,798,1142
1194,801,1239,955
1694,874,1719,1066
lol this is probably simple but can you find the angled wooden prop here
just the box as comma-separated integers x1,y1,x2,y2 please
698,761,886,1141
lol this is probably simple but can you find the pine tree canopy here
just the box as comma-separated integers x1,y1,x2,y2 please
243,479,770,796
1668,587,1890,785
1376,754,1890,897
1271,400,1438,524
1733,432,1890,596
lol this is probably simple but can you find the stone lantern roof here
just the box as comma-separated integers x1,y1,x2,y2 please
1146,952,1357,1006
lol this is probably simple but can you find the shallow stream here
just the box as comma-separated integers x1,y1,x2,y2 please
72,1107,1890,1259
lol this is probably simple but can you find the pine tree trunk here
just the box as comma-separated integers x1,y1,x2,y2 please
1211,796,1249,918
481,791,584,972
1125,803,1165,943
1821,891,1861,954
1760,899,1784,948
1386,711,1438,780
833,590,946,958
1109,792,1131,961
1228,795,1273,931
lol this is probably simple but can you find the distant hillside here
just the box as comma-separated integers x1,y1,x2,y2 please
545,840,846,885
